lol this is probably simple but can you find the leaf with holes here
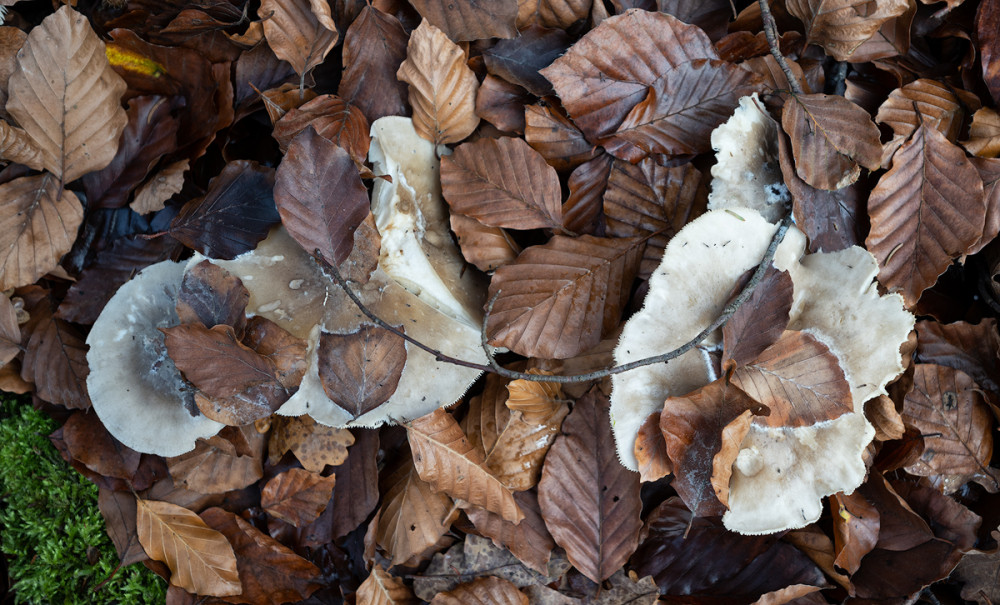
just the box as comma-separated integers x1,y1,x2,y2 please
261,468,336,527
377,450,456,565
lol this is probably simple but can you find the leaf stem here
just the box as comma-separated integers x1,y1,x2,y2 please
759,0,804,95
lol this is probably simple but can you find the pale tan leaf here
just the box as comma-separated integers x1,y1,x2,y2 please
167,434,264,494
7,5,127,183
409,0,517,41
260,0,338,79
0,295,19,365
135,498,241,596
505,369,564,424
634,412,671,483
261,468,336,527
407,409,523,522
377,451,457,565
357,565,418,605
0,173,84,290
865,395,905,441
785,0,910,61
450,213,520,272
131,159,189,215
711,410,753,509
875,79,978,143
267,414,354,471
517,0,592,29
963,107,1000,158
431,576,529,605
397,20,480,145
0,121,45,171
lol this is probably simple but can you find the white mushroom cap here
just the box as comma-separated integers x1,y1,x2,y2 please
86,260,224,456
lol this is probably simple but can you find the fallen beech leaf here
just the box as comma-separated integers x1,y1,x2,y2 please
176,260,250,333
441,136,561,230
603,159,706,278
846,1,914,62
866,124,985,307
751,585,824,605
409,0,517,41
450,213,520,272
272,95,370,163
866,395,905,441
517,0,591,29
659,378,762,516
261,468,336,527
0,174,84,290
0,294,19,365
466,491,555,576
902,364,998,493
831,490,880,575
357,564,418,605
317,324,407,419
731,330,853,427
711,410,753,509
98,489,147,566
524,103,599,171
785,0,910,61
6,6,127,183
131,159,189,215
721,266,794,370
475,75,531,133
484,26,570,97
201,507,322,605
564,153,613,235
260,0,338,83
242,316,307,390
260,83,319,124
60,411,140,482
781,93,881,190
338,5,409,123
21,301,90,409
0,27,27,120
430,576,528,605
167,433,264,493
963,107,1000,157
541,10,718,141
634,412,671,482
305,427,378,540
486,235,643,359
135,498,241,596
407,409,523,523
377,451,456,565
505,369,564,424
915,319,1000,393
267,415,354,471
952,526,1000,605
969,157,1000,254
170,160,280,260
274,127,370,267
538,388,641,583
397,20,480,145
0,122,45,172
876,79,978,144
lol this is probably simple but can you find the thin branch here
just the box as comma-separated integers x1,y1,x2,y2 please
317,214,793,384
759,0,804,95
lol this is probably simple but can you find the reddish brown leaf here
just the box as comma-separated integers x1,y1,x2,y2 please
541,10,718,141
659,378,762,516
634,411,671,483
317,428,379,540
486,235,643,359
176,260,250,333
21,303,90,410
337,5,409,123
603,158,706,277
409,0,517,41
272,94,370,164
538,388,641,583
442,136,561,230
785,0,910,61
60,411,141,481
167,433,265,494
524,103,599,171
876,79,978,144
866,395,906,441
450,213,521,272
274,127,371,267
711,409,753,509
377,450,456,565
260,0,338,80
0,294,19,365
261,468,336,527
915,319,1000,393
259,83,319,124
98,488,147,566
968,157,1000,254
317,324,407,419
517,0,592,30
831,490,880,575
722,266,794,370
267,415,354,471
564,153,613,235
201,507,323,605
357,564,418,605
781,93,882,190
431,576,529,605
475,75,531,134
170,160,280,260
407,409,523,522
242,316,307,390
866,124,986,307
466,491,555,576
964,108,1000,158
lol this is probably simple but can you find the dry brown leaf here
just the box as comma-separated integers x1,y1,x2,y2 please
781,93,881,190
430,576,529,605
524,103,599,171
0,122,46,172
505,369,563,423
450,213,520,272
971,157,1000,255
167,434,264,494
0,294,19,366
357,564,418,605
242,316,307,390
963,107,1000,158
466,491,555,576
377,451,457,565
564,153,613,236
0,26,27,121
261,468,336,527
866,124,986,307
338,5,409,123
711,410,753,509
176,260,249,332
267,415,354,471
866,395,906,441
603,159,706,278
6,6,127,183
135,498,241,596
915,319,1000,392
486,235,643,359
272,95,370,164
20,301,89,409
131,160,189,215
538,388,641,583
517,0,592,29
0,174,83,290
397,20,480,145
831,490,880,575
846,1,914,62
441,137,561,230
407,409,523,522
409,0,517,41
634,412,671,483
722,266,794,371
317,324,407,419
260,0,338,81
483,26,570,97
875,79,978,144
476,75,531,134
785,0,910,61
259,83,318,124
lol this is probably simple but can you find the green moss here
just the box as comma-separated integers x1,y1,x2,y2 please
0,397,166,604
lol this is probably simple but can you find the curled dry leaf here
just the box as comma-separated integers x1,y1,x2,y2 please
781,93,881,190
135,498,241,596
866,124,985,307
866,395,906,441
261,467,336,527
6,6,128,183
260,0,338,80
406,409,523,522
450,213,521,272
357,564,418,605
272,95,370,164
317,324,407,419
131,159,189,215
242,316,308,389
377,451,456,565
0,174,83,290
167,433,264,494
831,490,880,575
0,122,45,172
441,136,561,230
486,235,643,359
409,0,517,41
268,415,354,471
963,107,1000,158
785,0,910,61
397,20,480,145
505,369,563,423
876,79,978,144
712,410,753,509
635,412,671,482
430,576,529,605
0,294,19,365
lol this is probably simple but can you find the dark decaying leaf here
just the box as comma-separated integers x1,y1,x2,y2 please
721,266,794,370
409,0,517,41
524,103,600,171
337,5,409,123
483,26,571,97
442,136,562,230
98,488,148,566
274,127,370,266
176,260,250,333
21,302,90,410
915,319,1000,393
170,160,280,260
486,235,643,359
630,497,826,600
272,94,370,164
430,576,529,605
317,324,407,419
538,388,641,583
261,467,337,527
831,490,880,575
466,490,555,576
59,411,141,482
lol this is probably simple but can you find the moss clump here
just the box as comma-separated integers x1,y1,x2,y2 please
0,397,166,604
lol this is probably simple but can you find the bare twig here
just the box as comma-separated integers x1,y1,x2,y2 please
317,214,793,384
759,0,804,95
